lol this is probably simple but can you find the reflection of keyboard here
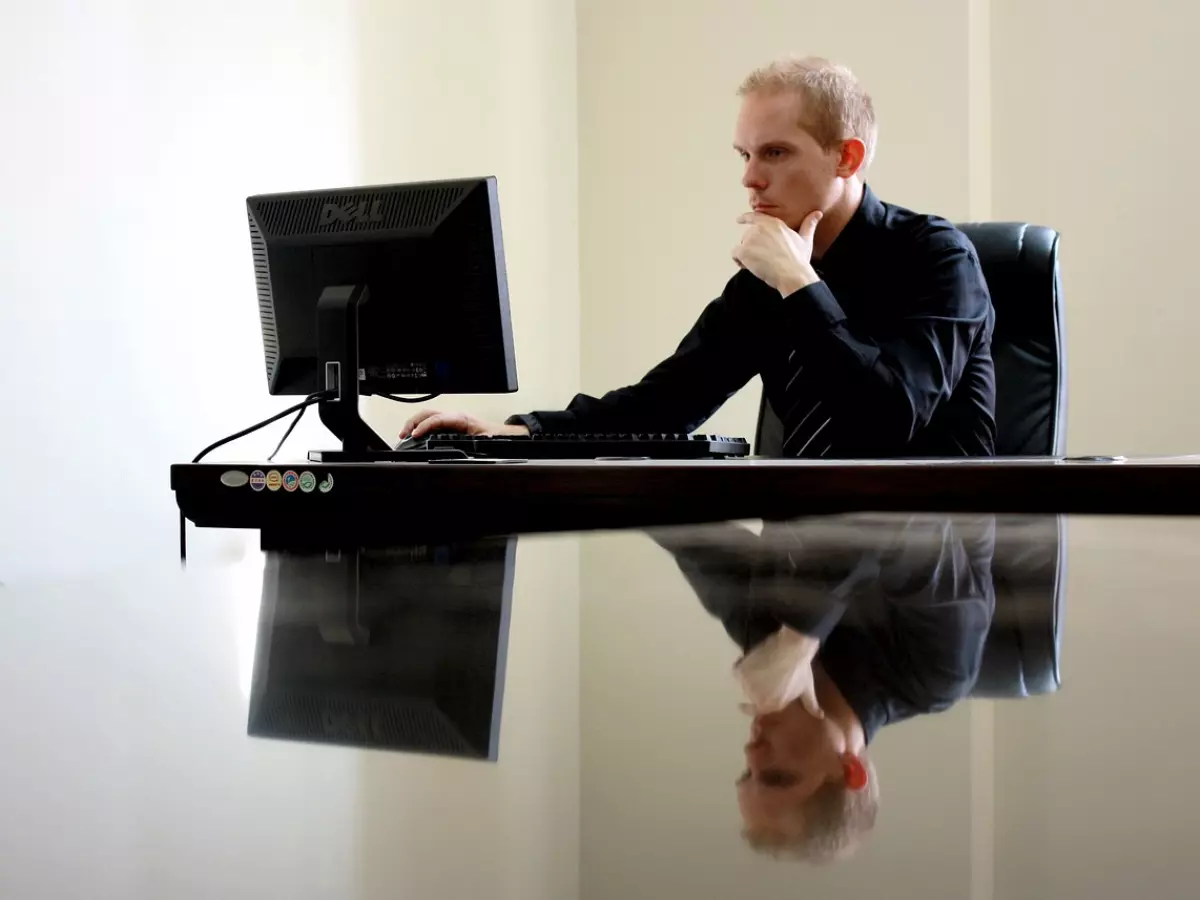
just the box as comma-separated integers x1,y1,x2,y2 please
405,433,751,460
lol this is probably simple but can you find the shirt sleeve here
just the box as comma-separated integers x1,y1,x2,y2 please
779,235,993,453
506,279,760,435
647,521,860,654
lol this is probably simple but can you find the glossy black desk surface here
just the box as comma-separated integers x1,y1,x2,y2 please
4,512,1198,899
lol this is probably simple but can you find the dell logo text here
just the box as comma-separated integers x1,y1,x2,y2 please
320,200,384,226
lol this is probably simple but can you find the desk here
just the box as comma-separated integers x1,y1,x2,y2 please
172,455,1200,544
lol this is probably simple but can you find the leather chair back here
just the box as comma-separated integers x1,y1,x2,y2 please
957,222,1067,456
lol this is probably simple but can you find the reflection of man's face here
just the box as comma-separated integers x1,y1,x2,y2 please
737,704,844,837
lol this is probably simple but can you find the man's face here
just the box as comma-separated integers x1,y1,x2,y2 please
734,89,842,231
737,704,844,835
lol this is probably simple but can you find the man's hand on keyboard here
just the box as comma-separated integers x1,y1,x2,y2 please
399,410,530,440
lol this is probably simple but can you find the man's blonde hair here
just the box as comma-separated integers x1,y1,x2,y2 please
742,756,879,864
737,56,877,169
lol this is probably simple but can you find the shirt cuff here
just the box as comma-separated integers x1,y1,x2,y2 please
505,411,581,435
781,280,848,332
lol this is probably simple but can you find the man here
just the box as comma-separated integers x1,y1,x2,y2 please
402,57,995,458
649,513,997,861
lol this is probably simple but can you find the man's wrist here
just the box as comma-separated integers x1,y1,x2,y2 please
776,265,820,297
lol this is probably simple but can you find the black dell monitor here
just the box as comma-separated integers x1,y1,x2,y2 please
247,176,517,459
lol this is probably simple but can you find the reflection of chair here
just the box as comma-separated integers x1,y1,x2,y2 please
754,222,1067,458
970,516,1065,698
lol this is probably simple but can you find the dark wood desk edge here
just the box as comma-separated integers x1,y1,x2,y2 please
172,458,1200,546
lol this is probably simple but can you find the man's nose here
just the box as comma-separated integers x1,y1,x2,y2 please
743,164,766,191
744,737,770,768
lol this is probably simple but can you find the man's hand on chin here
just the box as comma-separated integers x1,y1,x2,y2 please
733,209,822,297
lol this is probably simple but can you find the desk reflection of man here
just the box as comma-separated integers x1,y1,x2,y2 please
650,514,997,863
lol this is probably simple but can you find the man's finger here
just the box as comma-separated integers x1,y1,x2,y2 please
799,209,823,242
800,691,825,719
399,409,440,438
411,413,463,438
737,211,775,225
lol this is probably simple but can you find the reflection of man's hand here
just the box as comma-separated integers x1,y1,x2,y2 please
735,625,824,718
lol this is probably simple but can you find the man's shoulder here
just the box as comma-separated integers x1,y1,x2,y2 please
875,195,977,257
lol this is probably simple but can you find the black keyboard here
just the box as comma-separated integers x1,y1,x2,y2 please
402,432,751,460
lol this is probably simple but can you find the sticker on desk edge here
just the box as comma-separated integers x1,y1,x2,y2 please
220,470,249,488
249,470,267,491
266,470,282,491
282,470,299,492
318,474,334,493
299,471,316,493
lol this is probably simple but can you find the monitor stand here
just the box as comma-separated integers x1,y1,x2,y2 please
310,284,463,463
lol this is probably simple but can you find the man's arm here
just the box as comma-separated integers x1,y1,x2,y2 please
506,282,760,435
778,236,993,452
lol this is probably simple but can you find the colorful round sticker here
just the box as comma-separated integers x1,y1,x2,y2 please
299,471,316,493
266,470,283,492
249,470,267,492
282,470,299,492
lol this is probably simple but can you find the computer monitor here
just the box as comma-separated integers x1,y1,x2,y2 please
247,176,517,458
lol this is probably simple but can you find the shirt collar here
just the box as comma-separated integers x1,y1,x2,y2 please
813,183,883,276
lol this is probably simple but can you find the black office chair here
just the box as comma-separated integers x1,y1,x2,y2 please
752,222,1068,698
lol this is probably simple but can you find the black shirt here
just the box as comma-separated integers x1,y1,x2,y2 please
509,185,997,457
813,516,995,742
649,514,996,743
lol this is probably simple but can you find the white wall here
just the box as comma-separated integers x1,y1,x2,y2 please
991,0,1200,456
2,0,354,578
0,0,580,580
0,2,580,897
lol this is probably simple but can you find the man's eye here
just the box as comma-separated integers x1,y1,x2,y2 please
765,148,785,159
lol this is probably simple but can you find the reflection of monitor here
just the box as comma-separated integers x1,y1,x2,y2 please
247,537,516,760
247,177,517,458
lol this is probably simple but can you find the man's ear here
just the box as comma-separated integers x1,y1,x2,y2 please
836,138,867,178
841,753,869,792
